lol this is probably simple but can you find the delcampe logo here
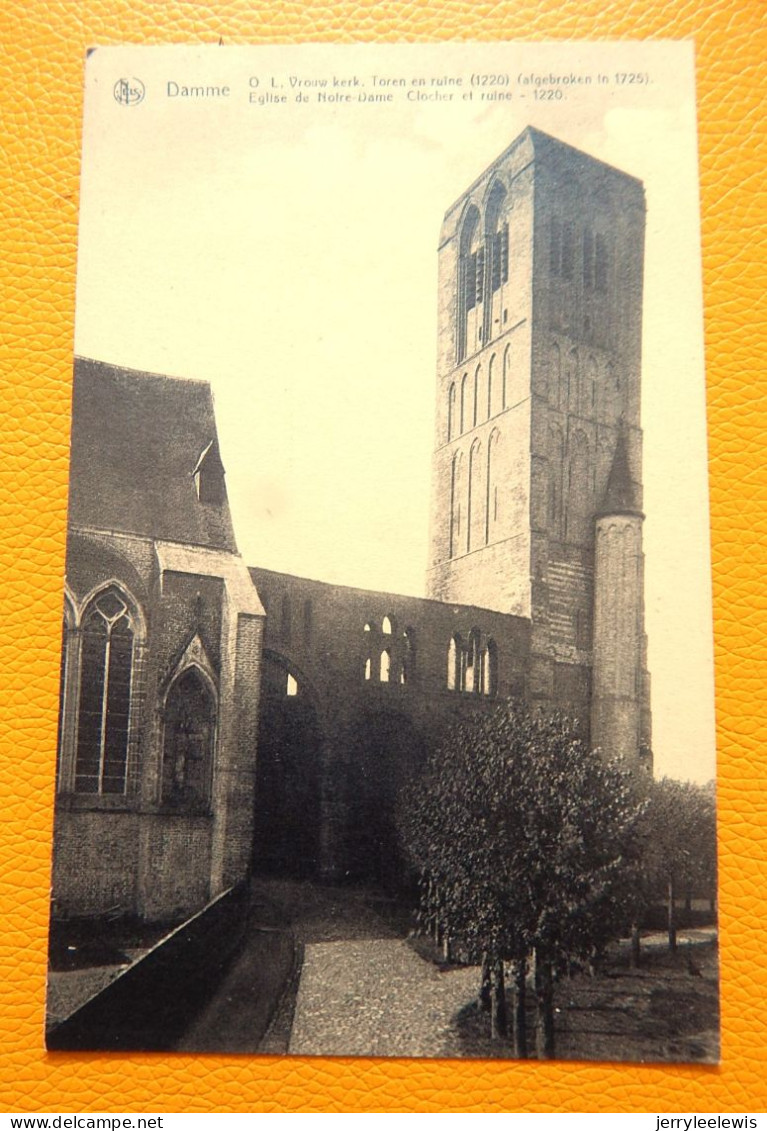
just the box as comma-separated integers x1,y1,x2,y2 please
113,77,145,106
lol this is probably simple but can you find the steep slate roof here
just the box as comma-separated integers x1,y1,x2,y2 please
68,357,238,552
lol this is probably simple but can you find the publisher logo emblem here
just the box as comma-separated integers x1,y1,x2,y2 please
113,77,145,106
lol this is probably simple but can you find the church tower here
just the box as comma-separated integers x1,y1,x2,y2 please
425,127,651,764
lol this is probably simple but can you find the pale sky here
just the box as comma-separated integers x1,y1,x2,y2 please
73,42,716,783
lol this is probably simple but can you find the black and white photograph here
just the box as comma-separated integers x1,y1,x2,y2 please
46,41,718,1062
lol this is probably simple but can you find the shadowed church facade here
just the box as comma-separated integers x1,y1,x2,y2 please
51,128,651,923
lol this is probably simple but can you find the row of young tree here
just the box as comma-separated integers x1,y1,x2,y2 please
397,701,717,1059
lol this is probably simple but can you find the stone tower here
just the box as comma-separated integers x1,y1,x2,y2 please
425,127,651,764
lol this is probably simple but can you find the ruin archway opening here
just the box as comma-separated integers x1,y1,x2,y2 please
252,651,323,879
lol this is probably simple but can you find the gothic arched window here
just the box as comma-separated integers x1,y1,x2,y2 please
450,450,464,558
467,439,482,552
486,429,501,544
460,373,468,434
380,649,391,683
447,382,456,441
502,345,509,410
487,354,496,418
162,667,216,808
484,180,508,343
74,586,136,795
447,635,463,691
457,204,482,362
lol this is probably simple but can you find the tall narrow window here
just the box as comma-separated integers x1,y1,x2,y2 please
473,367,480,427
447,382,456,441
487,355,495,418
484,181,507,343
75,587,136,795
382,615,393,635
450,450,464,558
447,635,462,691
162,667,216,807
483,640,498,697
467,439,482,552
460,373,468,434
502,346,509,409
466,629,481,694
491,223,509,291
486,429,500,544
380,649,391,683
458,205,481,362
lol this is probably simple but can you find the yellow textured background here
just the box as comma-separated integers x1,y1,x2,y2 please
1,0,764,1114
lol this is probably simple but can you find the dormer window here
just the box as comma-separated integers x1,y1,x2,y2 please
193,441,227,505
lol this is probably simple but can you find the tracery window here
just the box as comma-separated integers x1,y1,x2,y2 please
74,587,136,795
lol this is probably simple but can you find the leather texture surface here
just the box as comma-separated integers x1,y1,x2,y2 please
1,0,765,1114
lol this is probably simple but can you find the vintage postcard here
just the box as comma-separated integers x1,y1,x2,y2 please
46,41,717,1062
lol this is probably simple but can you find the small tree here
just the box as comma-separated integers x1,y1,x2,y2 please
640,777,718,951
398,701,644,1058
